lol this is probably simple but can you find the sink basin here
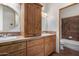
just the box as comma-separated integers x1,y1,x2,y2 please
0,36,19,43
0,36,17,40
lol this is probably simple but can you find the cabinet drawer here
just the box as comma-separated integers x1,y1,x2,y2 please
27,39,44,56
0,41,26,54
10,48,26,56
27,39,44,47
27,45,44,56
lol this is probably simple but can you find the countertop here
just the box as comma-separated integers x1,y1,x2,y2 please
0,33,56,45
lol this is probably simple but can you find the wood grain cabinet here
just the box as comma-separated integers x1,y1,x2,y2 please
26,38,44,56
21,3,42,37
0,35,56,56
0,41,26,56
33,4,42,36
44,35,56,56
26,35,56,56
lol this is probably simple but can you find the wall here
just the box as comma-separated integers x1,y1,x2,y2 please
42,17,48,31
0,5,3,31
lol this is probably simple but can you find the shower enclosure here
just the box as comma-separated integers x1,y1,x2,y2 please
62,15,79,41
59,3,79,51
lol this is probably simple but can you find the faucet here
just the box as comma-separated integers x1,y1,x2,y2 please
0,33,7,38
0,33,4,37
3,33,7,37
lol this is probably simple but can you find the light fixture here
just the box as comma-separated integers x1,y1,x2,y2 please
42,12,47,17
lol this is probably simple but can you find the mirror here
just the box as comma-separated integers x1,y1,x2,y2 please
0,4,20,33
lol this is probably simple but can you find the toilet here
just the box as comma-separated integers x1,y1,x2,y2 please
60,39,64,50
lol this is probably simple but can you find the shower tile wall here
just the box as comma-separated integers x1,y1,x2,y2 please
62,15,79,41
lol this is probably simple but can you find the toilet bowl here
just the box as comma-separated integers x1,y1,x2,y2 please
60,39,64,50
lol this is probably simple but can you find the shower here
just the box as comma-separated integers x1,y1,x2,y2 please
59,3,79,51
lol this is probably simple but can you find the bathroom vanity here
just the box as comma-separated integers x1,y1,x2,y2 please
0,3,56,56
0,33,56,56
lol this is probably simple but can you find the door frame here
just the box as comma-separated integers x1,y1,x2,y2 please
59,3,77,51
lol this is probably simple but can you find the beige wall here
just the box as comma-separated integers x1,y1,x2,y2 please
0,5,3,31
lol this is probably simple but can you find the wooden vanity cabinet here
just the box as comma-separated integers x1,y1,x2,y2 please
9,48,26,56
52,35,56,51
26,35,56,56
26,38,44,56
0,41,26,56
21,3,42,37
44,35,56,56
0,35,56,56
33,4,42,36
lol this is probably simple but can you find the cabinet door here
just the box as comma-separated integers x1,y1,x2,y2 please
44,36,56,56
33,4,41,36
21,3,42,37
52,35,56,52
9,48,26,56
26,4,34,36
27,39,44,56
21,3,34,37
0,41,26,56
44,36,52,56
